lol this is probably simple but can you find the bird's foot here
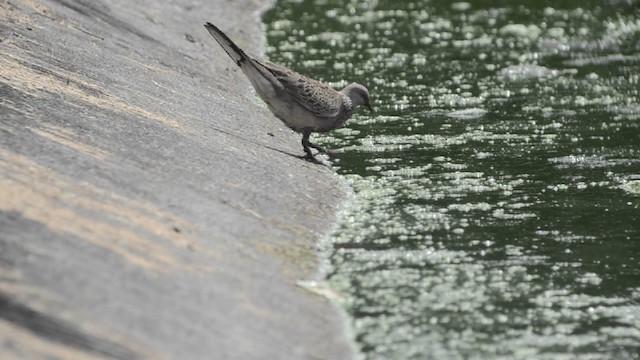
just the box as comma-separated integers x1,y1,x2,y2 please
324,148,338,157
308,143,337,157
302,153,325,165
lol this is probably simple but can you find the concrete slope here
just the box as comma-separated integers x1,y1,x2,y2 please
0,0,353,359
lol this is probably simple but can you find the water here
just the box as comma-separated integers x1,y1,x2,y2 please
264,1,640,358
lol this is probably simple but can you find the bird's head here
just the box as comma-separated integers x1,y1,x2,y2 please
342,83,372,112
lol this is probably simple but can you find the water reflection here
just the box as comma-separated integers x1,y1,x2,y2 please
265,1,639,358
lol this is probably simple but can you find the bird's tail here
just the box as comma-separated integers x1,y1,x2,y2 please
204,22,249,67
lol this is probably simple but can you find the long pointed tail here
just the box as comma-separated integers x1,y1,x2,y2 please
204,22,249,67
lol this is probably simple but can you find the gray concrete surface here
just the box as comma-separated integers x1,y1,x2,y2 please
0,0,354,359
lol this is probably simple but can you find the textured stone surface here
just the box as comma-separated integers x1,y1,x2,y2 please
0,0,352,358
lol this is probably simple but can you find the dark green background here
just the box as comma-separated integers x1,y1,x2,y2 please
265,0,639,358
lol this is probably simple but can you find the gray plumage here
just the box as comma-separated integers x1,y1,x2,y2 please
204,22,372,163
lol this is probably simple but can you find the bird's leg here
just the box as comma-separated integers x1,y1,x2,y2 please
303,130,336,157
301,130,321,164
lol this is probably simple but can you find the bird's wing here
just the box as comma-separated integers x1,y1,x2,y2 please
255,59,343,119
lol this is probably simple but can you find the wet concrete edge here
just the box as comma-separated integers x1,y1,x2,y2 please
0,0,355,358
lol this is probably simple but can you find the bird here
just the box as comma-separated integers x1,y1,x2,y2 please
204,22,372,164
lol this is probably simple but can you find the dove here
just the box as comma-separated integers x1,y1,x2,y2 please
204,22,372,163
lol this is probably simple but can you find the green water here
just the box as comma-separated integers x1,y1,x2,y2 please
264,1,640,358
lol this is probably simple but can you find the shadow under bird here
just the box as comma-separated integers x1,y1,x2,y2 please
204,22,372,164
